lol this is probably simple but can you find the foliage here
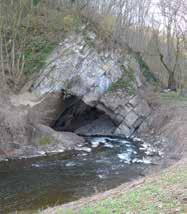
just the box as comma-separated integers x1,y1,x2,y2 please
99,15,116,41
82,31,95,48
24,37,56,75
136,55,158,85
109,66,136,95
32,0,41,6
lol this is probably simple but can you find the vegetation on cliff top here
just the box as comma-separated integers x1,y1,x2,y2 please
0,0,82,91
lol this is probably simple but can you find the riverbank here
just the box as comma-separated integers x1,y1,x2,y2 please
43,158,187,214
42,96,187,214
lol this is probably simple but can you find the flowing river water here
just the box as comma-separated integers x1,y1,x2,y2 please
0,136,161,213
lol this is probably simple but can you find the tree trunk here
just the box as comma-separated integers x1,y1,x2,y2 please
168,72,176,91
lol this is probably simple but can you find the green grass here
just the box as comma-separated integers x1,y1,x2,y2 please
160,91,187,105
51,164,187,214
24,37,56,75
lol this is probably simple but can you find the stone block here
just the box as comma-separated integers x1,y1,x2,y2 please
114,114,124,124
125,111,139,127
114,122,134,137
133,117,144,129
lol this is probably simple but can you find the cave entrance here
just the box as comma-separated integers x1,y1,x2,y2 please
52,95,116,135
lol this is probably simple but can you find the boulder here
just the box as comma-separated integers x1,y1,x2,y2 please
33,124,85,152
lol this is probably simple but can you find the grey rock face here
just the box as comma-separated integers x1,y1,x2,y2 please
125,111,139,127
32,31,151,137
32,33,124,106
97,90,151,137
115,122,132,137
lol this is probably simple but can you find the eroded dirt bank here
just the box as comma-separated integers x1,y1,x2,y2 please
141,103,187,164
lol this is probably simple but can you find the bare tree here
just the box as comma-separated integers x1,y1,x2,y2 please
0,0,33,90
153,0,186,90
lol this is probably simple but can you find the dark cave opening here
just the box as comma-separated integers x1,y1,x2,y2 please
52,95,116,135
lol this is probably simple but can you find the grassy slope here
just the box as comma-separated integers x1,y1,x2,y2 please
46,161,186,214
160,91,187,106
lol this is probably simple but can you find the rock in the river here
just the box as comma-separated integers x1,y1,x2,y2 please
33,124,85,152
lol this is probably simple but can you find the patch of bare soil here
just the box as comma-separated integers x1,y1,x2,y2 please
0,92,33,159
146,103,187,161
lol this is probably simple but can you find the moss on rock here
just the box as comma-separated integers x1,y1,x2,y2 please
108,66,136,95
39,136,52,146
